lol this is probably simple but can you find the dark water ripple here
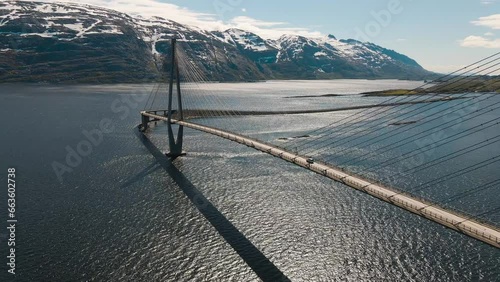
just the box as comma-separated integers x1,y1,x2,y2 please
0,83,498,281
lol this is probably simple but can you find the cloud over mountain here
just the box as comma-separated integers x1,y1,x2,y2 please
40,0,323,39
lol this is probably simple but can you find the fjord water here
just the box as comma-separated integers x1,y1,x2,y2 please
0,80,498,281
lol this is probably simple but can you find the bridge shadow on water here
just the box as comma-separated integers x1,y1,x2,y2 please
120,162,162,188
134,127,291,282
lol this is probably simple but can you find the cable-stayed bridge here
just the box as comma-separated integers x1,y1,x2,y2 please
140,39,500,251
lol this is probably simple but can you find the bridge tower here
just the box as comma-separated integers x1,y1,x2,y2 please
165,38,185,159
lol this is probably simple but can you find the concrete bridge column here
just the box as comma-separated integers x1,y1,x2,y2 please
141,114,150,131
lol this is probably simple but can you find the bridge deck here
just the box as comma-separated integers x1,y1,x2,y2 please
141,111,500,249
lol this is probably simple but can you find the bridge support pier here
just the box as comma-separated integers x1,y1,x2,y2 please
166,38,185,159
141,115,150,131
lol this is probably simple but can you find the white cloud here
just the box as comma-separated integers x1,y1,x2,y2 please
37,0,322,39
42,0,225,29
460,14,500,49
460,35,500,48
480,0,497,5
228,16,323,39
471,14,500,29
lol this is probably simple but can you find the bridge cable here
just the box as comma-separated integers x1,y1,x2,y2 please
300,72,500,156
292,70,499,158
285,54,500,150
470,206,500,220
177,43,227,119
175,49,213,118
177,42,245,132
176,44,225,119
336,101,500,168
398,155,500,196
181,50,236,121
177,42,243,133
298,63,500,155
304,70,500,159
362,123,500,174
408,178,500,226
282,52,500,150
441,179,500,206
322,80,500,164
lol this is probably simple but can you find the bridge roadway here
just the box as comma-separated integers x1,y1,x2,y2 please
141,111,500,249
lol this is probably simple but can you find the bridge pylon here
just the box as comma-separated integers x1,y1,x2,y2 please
165,38,186,159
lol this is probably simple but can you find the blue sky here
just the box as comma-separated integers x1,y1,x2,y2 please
56,0,500,73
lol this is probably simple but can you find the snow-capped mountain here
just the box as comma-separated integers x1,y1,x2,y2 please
0,1,433,83
274,34,426,78
215,28,276,52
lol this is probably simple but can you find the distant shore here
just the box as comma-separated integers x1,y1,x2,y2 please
362,77,499,96
180,96,463,119
0,78,427,86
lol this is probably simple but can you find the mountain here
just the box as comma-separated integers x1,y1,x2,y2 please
0,1,434,83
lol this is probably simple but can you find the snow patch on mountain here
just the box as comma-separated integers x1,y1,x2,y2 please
34,3,81,14
314,51,327,57
0,0,430,82
219,28,275,52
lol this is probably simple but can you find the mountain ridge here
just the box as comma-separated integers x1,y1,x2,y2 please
0,1,435,83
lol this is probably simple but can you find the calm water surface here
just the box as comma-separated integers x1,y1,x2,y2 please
0,80,498,281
